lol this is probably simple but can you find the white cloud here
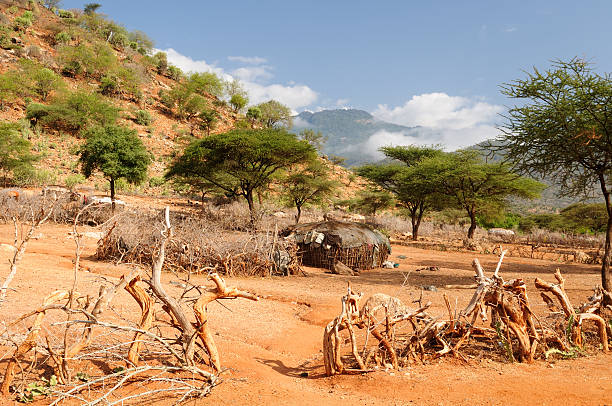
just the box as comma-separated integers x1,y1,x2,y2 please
244,82,318,112
504,26,517,33
360,92,504,158
373,92,502,130
231,65,273,82
158,48,318,111
362,125,499,160
228,56,267,65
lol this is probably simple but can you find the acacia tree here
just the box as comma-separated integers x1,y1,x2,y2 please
496,58,612,293
356,146,443,240
246,107,262,127
256,100,293,128
199,108,219,136
298,129,327,153
282,160,337,223
421,150,544,239
165,128,316,224
79,125,151,212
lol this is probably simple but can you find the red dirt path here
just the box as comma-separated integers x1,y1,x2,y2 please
0,223,610,405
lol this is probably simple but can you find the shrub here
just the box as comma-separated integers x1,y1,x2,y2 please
189,72,224,97
0,122,37,185
61,60,82,77
57,42,117,79
55,31,71,44
153,51,167,73
0,25,12,49
109,31,128,48
230,93,248,113
99,74,118,96
14,15,33,32
132,109,152,126
167,65,182,81
26,64,64,101
128,41,138,50
57,9,74,18
26,91,119,134
12,166,56,187
64,173,86,189
148,176,165,187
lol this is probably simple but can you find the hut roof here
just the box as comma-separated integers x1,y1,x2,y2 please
282,221,391,251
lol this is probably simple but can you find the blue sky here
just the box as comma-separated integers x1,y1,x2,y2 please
62,0,612,148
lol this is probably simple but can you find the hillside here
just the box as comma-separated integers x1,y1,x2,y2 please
293,109,424,166
0,2,364,202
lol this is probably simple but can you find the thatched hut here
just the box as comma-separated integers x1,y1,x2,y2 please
281,221,391,271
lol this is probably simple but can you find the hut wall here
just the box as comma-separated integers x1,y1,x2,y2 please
298,243,389,271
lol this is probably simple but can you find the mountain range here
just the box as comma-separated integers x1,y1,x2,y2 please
292,109,425,166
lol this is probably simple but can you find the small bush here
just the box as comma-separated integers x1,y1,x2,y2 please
148,176,165,187
55,31,71,44
14,15,33,32
167,65,182,81
57,9,74,18
61,60,82,77
26,91,119,134
0,25,13,49
64,173,86,189
132,109,152,126
109,32,128,48
12,166,56,187
99,75,118,96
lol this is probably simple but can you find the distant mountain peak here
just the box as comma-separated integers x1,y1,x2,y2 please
292,108,420,165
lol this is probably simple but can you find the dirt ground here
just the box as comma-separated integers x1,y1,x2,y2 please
0,223,611,405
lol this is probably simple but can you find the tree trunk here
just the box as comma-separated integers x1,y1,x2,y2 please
410,202,425,241
245,191,256,227
599,176,612,301
110,178,116,214
295,205,302,224
467,209,476,239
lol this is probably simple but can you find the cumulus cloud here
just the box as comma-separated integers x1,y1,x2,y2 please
373,93,502,129
228,56,267,65
231,65,273,82
244,83,318,112
158,48,318,111
359,93,504,158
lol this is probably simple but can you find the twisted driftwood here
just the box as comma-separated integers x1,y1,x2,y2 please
535,269,608,352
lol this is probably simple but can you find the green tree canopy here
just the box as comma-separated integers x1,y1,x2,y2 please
79,125,151,211
298,129,327,153
246,106,262,127
230,93,249,113
421,150,544,239
0,122,37,186
356,145,444,240
26,90,119,135
256,100,293,128
495,57,612,292
165,128,316,223
199,108,220,136
282,160,337,223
